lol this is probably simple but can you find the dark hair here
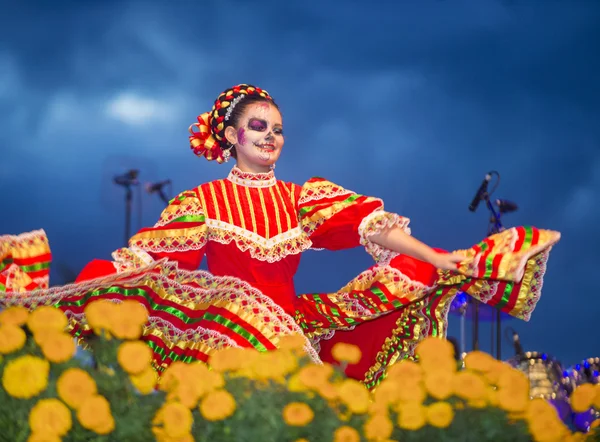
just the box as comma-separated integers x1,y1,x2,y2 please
209,85,279,157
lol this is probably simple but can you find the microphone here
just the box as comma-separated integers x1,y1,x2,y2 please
468,173,492,212
512,331,524,358
496,199,518,214
113,170,139,187
145,180,172,194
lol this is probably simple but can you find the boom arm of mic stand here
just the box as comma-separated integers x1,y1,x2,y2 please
157,188,170,206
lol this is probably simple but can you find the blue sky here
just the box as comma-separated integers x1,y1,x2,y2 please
1,0,598,366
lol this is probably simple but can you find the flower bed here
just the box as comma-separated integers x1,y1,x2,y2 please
0,302,599,442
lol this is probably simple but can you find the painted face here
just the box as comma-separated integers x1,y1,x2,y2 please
234,102,284,171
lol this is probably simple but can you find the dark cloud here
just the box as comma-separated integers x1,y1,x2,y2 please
1,0,598,365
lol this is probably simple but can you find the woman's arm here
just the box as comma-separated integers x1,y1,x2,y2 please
370,227,465,271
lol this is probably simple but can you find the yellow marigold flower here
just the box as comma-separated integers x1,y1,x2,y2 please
117,341,152,374
282,402,314,426
316,382,338,401
209,347,251,372
294,439,309,442
372,379,401,408
156,402,193,438
130,366,157,395
595,384,600,409
331,342,362,365
39,332,76,363
29,398,72,436
298,364,334,390
159,361,189,392
337,379,370,414
415,337,456,373
199,389,237,421
333,426,360,442
84,300,118,335
453,371,487,402
2,355,49,399
278,333,306,351
249,352,295,380
27,306,68,334
0,323,26,354
464,350,496,372
57,368,98,410
77,395,115,435
386,360,423,383
571,383,596,413
426,402,454,428
288,373,309,392
0,306,29,326
120,299,148,326
425,370,455,400
397,402,426,431
482,360,512,385
27,433,62,442
110,301,148,340
363,413,393,440
527,403,569,442
396,377,426,404
496,369,530,413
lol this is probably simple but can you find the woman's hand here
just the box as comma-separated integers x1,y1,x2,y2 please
430,252,467,272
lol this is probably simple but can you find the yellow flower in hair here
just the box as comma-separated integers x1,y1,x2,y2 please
2,355,49,399
27,306,68,334
76,395,115,435
57,368,98,410
0,323,26,354
331,342,362,365
117,341,152,374
333,426,360,442
38,331,76,363
363,413,393,440
282,402,314,426
199,389,237,421
426,402,454,428
0,305,30,326
29,398,72,436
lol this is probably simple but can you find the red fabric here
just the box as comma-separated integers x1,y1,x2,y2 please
75,259,117,283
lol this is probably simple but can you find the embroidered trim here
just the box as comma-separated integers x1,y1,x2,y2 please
112,246,156,273
227,166,276,188
297,185,354,205
0,229,49,250
519,248,550,321
206,221,312,263
358,210,411,264
129,230,208,254
154,200,205,227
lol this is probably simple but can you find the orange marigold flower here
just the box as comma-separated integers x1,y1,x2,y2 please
337,379,370,414
0,306,30,326
0,323,26,354
527,403,570,442
130,367,158,395
2,355,49,399
39,332,76,363
496,369,530,413
397,402,426,431
425,370,455,400
159,402,193,438
426,401,454,428
57,368,98,410
84,300,119,335
278,333,306,351
29,398,72,436
464,350,496,372
372,378,402,408
297,364,334,390
363,413,393,440
594,384,600,409
27,433,62,442
453,371,487,402
282,402,314,426
199,389,237,421
331,342,362,365
117,341,152,374
27,306,68,334
209,347,251,372
77,395,115,435
333,426,360,442
386,360,424,383
571,383,596,413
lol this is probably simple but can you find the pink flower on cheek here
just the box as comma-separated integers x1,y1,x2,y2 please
237,128,247,145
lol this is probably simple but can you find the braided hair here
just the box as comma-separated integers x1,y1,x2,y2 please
189,84,279,163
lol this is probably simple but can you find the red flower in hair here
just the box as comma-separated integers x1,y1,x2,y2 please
188,112,227,163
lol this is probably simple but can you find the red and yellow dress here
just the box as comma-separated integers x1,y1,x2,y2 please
0,167,560,387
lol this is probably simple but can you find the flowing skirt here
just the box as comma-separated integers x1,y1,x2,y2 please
0,227,560,386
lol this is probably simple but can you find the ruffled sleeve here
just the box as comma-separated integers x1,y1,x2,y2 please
123,189,208,272
297,178,410,263
0,230,51,292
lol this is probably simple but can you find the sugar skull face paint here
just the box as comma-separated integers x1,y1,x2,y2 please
233,102,284,172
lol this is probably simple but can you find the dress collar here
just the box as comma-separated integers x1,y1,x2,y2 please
227,166,277,188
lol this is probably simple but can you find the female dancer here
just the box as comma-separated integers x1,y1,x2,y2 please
0,84,560,386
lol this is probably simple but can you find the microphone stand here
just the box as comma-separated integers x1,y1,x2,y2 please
483,193,505,361
113,170,139,247
157,188,170,206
